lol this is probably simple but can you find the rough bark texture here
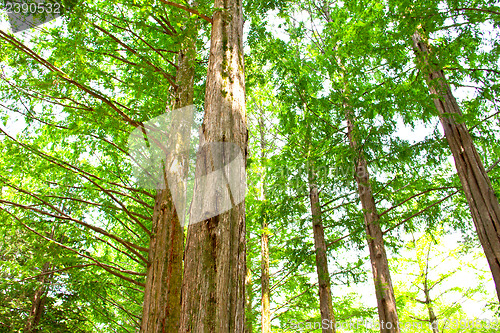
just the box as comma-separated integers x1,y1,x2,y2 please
308,170,336,333
412,28,500,301
179,0,247,331
24,262,51,333
346,114,400,333
139,29,196,333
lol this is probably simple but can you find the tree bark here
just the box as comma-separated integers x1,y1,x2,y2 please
307,169,336,333
24,262,51,333
346,114,400,333
139,27,196,333
258,113,271,333
179,0,247,331
412,28,500,301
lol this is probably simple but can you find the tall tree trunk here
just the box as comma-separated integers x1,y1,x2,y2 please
140,28,196,333
412,27,500,301
307,168,336,333
24,262,51,333
346,113,400,333
258,113,271,333
179,0,247,331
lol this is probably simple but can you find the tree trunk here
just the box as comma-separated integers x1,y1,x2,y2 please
140,27,196,333
423,283,439,333
260,223,270,333
24,262,51,333
179,0,247,331
244,266,254,333
258,113,271,333
412,28,500,301
307,169,336,333
346,114,400,333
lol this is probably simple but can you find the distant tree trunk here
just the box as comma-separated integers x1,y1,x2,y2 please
346,112,400,333
420,243,439,333
307,168,336,333
260,209,271,333
244,266,254,333
140,27,196,333
423,282,439,333
179,0,247,331
24,262,51,333
412,27,500,301
258,113,271,333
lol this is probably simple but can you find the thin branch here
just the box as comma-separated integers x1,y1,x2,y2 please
2,209,146,288
19,264,96,282
0,30,141,128
379,186,457,217
383,190,459,235
159,0,213,24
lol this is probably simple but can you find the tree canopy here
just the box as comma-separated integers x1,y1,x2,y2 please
1,0,500,332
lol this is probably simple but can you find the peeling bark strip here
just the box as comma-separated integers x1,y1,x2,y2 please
346,114,400,333
412,28,500,301
140,29,196,333
308,169,336,333
179,0,247,331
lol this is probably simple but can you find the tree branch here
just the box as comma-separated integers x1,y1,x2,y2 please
159,0,213,24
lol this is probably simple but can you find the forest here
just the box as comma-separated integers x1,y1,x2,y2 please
0,0,500,332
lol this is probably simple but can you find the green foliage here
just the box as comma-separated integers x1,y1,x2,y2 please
1,0,500,331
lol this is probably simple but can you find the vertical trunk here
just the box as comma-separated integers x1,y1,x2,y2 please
346,114,400,333
140,28,196,333
423,284,439,333
307,169,336,333
422,244,439,333
258,115,271,333
244,266,254,333
412,28,500,301
260,217,270,333
24,262,51,333
179,0,247,331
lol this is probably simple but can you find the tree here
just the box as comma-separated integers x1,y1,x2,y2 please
394,231,498,333
0,1,212,331
412,25,500,301
179,0,248,331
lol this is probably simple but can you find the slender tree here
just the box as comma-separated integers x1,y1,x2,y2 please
140,23,197,332
345,107,401,333
307,167,336,333
412,26,500,301
257,110,272,333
